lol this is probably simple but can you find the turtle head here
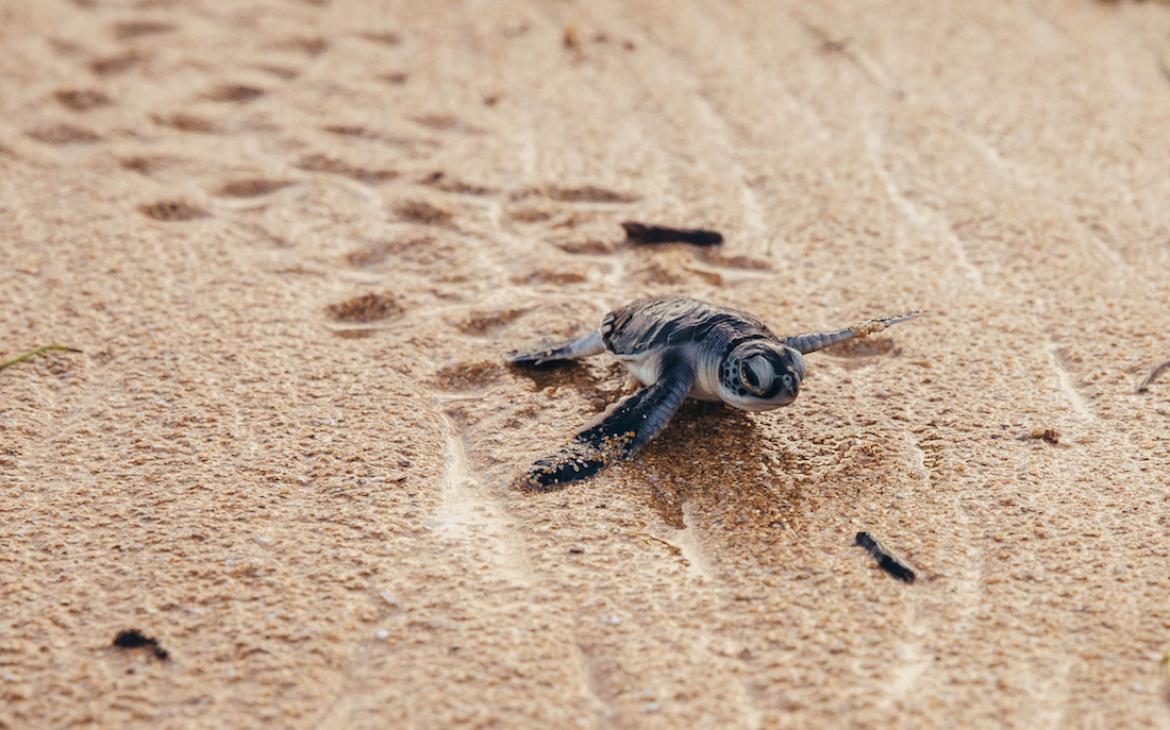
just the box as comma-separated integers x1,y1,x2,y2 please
719,341,804,411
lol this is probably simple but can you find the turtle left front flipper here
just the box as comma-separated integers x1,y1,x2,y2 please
783,311,923,355
519,356,695,491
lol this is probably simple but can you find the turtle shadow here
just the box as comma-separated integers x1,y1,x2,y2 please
631,402,810,531
506,359,628,412
502,367,816,534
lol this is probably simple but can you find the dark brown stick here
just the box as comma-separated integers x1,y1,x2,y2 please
854,531,916,583
621,221,723,247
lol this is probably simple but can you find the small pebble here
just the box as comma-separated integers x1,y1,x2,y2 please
374,628,390,641
600,615,621,626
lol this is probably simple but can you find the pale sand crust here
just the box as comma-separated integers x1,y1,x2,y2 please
3,0,1170,727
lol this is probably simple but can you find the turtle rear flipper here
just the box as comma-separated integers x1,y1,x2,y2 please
506,330,605,367
519,356,695,491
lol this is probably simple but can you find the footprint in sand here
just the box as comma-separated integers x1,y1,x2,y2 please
26,124,100,144
321,124,427,150
271,36,329,57
325,292,403,339
54,89,111,112
394,199,453,227
343,237,466,271
203,83,265,103
120,155,176,176
417,171,494,196
506,207,556,224
139,200,208,222
88,50,144,76
411,114,484,135
552,239,619,256
509,269,589,287
433,360,505,392
453,308,531,337
296,153,398,185
151,112,218,134
111,21,176,41
541,185,641,204
325,292,402,323
358,31,401,46
214,179,294,198
253,64,300,81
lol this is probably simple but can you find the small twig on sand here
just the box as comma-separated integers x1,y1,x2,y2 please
621,221,723,247
854,531,916,583
0,345,82,372
1136,359,1170,393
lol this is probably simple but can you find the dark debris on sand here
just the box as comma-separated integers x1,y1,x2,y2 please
112,629,169,660
854,531,916,584
622,221,723,247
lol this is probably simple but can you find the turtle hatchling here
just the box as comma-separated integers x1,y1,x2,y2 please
506,295,922,490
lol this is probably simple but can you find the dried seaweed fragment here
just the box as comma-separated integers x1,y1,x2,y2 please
112,629,169,660
854,531,916,583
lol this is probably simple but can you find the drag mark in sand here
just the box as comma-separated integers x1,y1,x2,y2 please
794,15,903,97
1045,343,1094,422
867,434,932,709
863,122,985,291
434,407,533,585
676,504,715,582
879,639,930,713
692,91,767,247
950,125,1132,278
909,432,983,617
951,126,1030,183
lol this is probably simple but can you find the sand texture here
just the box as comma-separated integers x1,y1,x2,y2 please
3,0,1170,727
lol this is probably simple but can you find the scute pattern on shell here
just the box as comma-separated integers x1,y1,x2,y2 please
600,296,775,356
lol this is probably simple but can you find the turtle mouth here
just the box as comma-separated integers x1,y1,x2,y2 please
777,373,799,400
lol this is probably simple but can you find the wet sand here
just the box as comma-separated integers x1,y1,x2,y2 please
3,0,1170,727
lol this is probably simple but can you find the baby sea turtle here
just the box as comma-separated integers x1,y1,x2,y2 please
506,295,921,490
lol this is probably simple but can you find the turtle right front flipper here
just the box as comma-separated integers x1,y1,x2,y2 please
519,356,695,491
506,330,605,367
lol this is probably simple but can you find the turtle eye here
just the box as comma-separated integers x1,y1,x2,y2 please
739,356,771,397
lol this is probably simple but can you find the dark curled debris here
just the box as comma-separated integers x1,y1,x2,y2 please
854,532,915,584
1135,359,1170,394
621,221,723,247
113,629,169,660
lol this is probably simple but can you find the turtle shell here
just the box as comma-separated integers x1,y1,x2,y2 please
601,296,775,356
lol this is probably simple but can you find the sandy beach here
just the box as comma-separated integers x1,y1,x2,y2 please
3,0,1170,727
